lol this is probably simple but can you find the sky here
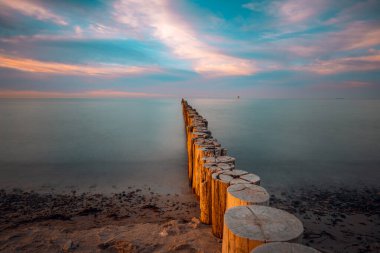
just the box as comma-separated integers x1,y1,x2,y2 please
0,0,379,98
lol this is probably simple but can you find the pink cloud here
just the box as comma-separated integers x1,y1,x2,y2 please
0,23,140,43
113,0,258,77
0,54,158,77
285,45,323,57
294,53,380,75
274,0,327,24
325,0,379,26
0,0,67,25
337,21,380,51
244,0,327,25
267,21,380,58
0,89,165,98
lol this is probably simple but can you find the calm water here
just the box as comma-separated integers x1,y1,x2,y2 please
0,98,188,193
190,99,380,190
0,98,379,193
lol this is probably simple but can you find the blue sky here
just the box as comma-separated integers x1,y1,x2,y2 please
0,0,379,98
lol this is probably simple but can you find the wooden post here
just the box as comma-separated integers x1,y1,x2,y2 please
226,184,269,210
192,140,220,196
199,161,234,224
192,140,224,197
182,100,307,253
211,170,261,238
222,205,303,253
187,131,209,184
251,242,321,253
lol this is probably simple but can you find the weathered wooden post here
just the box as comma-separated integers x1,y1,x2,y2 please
222,205,303,253
184,109,200,174
192,140,224,197
226,183,269,209
192,140,218,196
211,170,261,238
251,242,321,253
187,131,209,184
199,162,235,224
182,100,305,253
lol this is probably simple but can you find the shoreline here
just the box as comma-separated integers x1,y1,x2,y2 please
0,186,379,252
269,185,380,253
0,187,221,253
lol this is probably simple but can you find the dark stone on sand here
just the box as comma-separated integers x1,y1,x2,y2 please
142,204,161,212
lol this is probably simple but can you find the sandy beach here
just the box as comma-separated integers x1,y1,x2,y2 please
0,187,221,253
1,185,379,253
269,186,380,253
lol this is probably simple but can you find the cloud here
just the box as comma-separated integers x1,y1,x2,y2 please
285,45,324,57
288,21,380,55
243,0,327,25
255,21,380,59
242,2,267,12
113,0,258,77
0,54,158,77
325,0,380,26
0,26,133,43
0,89,164,98
273,0,327,24
0,0,68,25
336,21,380,51
294,52,380,75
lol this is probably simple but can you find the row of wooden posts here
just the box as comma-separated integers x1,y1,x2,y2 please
181,99,321,253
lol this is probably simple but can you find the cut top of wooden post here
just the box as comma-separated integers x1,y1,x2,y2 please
251,242,321,253
224,205,304,243
203,163,234,176
227,184,269,205
190,121,207,129
191,132,210,139
192,126,209,132
216,162,235,171
194,138,220,147
213,170,261,185
203,156,236,164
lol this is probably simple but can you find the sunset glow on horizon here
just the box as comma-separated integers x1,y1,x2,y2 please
0,0,379,98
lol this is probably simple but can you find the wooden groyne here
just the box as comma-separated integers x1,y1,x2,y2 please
181,99,321,253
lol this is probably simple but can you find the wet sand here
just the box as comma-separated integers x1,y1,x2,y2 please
269,186,380,253
1,186,379,253
0,187,221,253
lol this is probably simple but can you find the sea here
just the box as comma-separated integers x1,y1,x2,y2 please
0,98,379,194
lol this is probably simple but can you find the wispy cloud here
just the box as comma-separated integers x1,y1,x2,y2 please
335,21,380,51
295,52,380,75
291,21,380,54
113,0,258,77
0,89,164,98
252,21,380,58
325,0,380,25
0,0,68,25
0,24,136,43
273,0,327,24
243,0,327,25
0,54,158,77
0,0,378,98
